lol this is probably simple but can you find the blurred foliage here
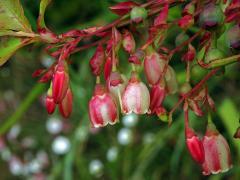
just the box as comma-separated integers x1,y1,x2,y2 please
0,0,240,180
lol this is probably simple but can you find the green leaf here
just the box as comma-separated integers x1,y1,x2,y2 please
0,36,34,66
38,0,52,28
218,98,240,150
0,0,32,35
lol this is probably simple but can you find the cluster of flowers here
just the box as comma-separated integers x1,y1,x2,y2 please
31,0,240,175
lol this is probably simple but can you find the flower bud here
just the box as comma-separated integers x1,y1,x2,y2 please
202,123,232,175
149,82,166,114
185,127,205,164
52,62,69,104
59,88,73,118
89,84,118,128
45,85,56,115
104,57,113,81
130,7,148,23
178,15,194,30
199,3,224,30
227,25,240,50
122,30,136,54
165,65,178,94
144,47,166,85
90,45,105,76
122,72,150,114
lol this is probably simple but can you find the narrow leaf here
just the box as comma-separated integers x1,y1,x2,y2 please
38,0,52,28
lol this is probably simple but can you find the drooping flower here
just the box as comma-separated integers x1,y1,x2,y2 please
89,84,118,128
149,81,166,114
107,71,127,103
122,72,150,114
144,47,166,85
185,127,205,164
52,62,69,104
59,88,73,118
202,123,232,175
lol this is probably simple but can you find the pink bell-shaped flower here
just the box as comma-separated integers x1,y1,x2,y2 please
59,88,73,118
52,62,69,104
144,46,166,85
202,123,232,175
122,72,150,114
107,71,127,103
149,81,166,114
185,127,205,164
89,84,118,128
184,108,205,164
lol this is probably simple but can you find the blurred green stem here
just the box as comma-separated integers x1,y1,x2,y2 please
0,83,46,135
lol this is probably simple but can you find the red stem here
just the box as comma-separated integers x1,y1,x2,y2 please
168,68,219,125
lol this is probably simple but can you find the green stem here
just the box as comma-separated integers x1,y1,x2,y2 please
0,83,46,135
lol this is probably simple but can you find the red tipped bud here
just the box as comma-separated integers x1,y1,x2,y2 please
144,47,166,85
45,85,56,115
202,123,232,175
52,62,69,104
178,15,194,30
89,84,118,128
122,72,150,114
59,88,73,118
90,44,105,76
149,82,166,114
122,30,136,54
185,127,205,164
